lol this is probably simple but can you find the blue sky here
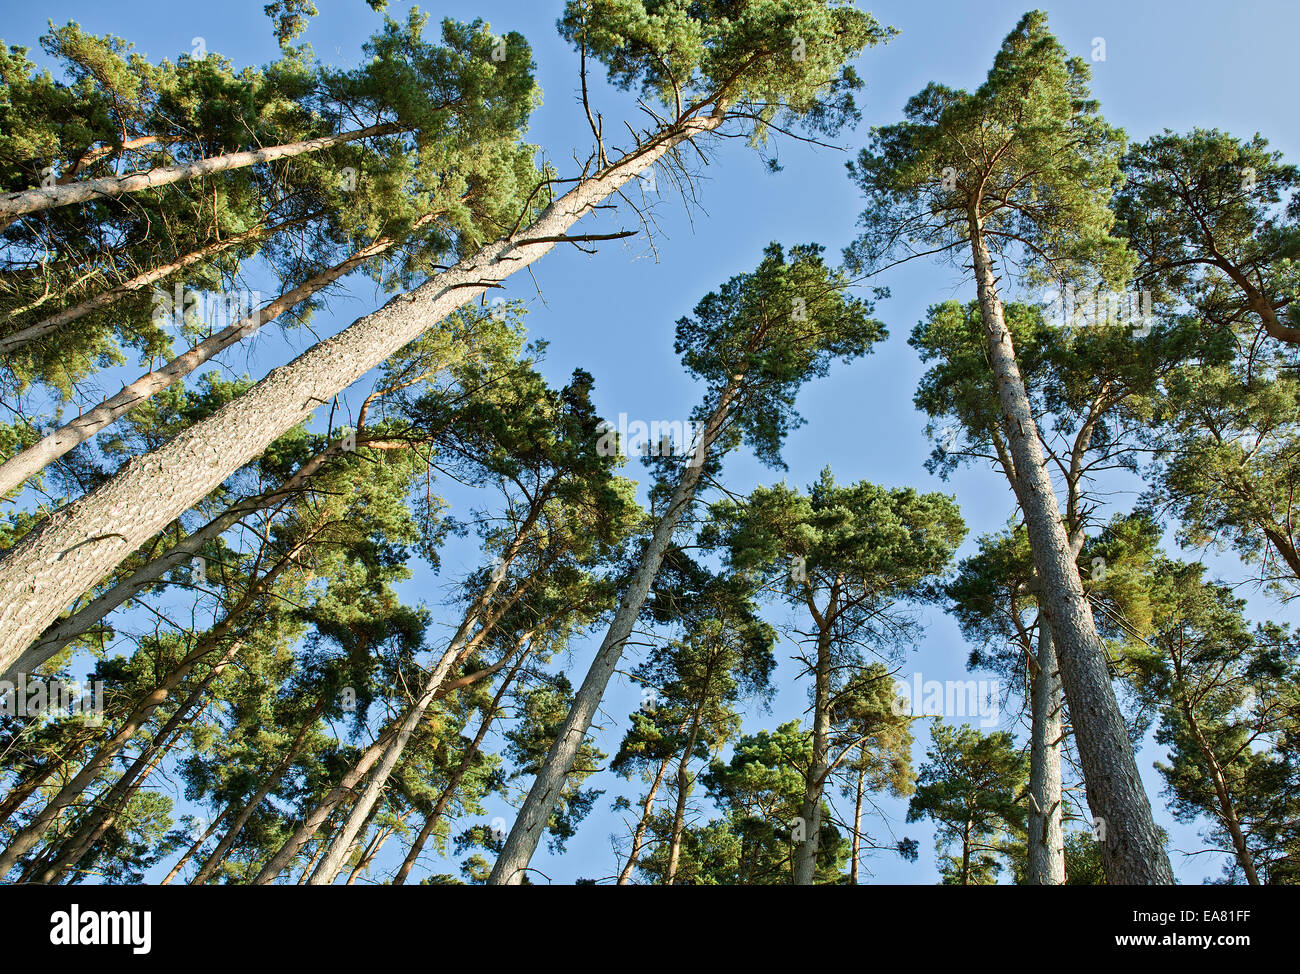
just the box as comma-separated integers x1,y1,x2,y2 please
4,0,1298,883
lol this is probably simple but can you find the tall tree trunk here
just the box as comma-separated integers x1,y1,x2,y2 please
967,211,1174,884
36,660,221,883
0,123,399,221
1026,624,1065,884
0,109,726,673
190,700,325,885
0,212,318,354
664,706,706,886
616,752,674,886
392,644,531,885
487,380,737,885
850,764,865,885
160,809,228,885
0,224,426,499
794,623,833,885
0,524,308,876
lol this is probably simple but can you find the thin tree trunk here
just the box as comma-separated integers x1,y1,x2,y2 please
850,764,865,885
487,381,737,885
36,661,221,883
392,644,531,885
794,623,833,885
1027,624,1065,884
345,822,395,885
190,700,325,885
0,213,318,354
0,109,726,674
0,525,308,876
616,752,674,886
0,761,62,830
0,123,399,221
306,551,536,885
967,211,1174,884
664,705,706,886
0,224,425,498
251,724,398,884
160,810,228,885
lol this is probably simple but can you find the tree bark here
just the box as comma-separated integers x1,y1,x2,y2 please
1026,624,1065,884
850,764,865,885
250,723,398,884
794,621,834,885
0,123,399,220
0,225,423,499
487,381,737,885
967,211,1174,884
190,700,325,885
0,109,725,673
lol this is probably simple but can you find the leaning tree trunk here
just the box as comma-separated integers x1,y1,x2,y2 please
0,223,424,498
1026,624,1065,884
307,547,536,885
794,623,833,885
36,659,222,883
967,211,1174,884
0,123,398,221
0,109,726,674
487,383,737,885
392,642,531,885
6,428,403,680
190,700,325,885
0,212,318,354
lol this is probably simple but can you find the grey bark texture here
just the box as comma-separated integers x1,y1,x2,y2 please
968,214,1174,884
0,112,723,675
1026,624,1065,884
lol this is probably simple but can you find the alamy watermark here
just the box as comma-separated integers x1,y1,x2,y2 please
1,674,105,725
891,673,1001,727
1041,285,1154,337
151,284,264,334
596,413,705,466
